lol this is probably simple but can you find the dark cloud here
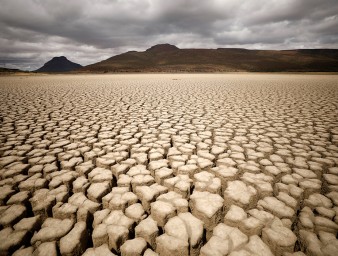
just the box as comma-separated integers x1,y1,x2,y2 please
0,0,337,70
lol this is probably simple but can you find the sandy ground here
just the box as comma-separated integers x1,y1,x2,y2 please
0,74,338,256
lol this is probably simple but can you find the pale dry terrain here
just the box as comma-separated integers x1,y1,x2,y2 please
0,74,338,256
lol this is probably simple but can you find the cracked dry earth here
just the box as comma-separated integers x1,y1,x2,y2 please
0,74,338,256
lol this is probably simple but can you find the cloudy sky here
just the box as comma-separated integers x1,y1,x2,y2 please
1,0,338,71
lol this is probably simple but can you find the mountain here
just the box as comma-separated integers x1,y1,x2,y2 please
35,56,82,72
79,44,338,73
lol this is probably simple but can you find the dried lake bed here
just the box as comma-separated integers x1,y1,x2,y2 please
0,73,338,255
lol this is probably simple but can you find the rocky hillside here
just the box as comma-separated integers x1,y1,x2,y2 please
79,44,338,72
36,56,82,73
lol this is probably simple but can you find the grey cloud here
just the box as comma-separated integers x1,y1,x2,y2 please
0,0,337,70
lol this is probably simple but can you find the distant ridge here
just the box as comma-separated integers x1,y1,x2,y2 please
146,44,179,52
36,56,82,73
0,67,21,73
79,44,338,73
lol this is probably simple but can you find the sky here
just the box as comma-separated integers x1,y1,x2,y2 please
1,0,338,71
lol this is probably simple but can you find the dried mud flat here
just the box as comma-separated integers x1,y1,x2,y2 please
0,74,338,256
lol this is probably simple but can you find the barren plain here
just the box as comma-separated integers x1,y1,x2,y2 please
0,73,338,256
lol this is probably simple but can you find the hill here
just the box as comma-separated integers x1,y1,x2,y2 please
79,44,338,73
0,67,21,73
36,56,82,73
0,67,33,75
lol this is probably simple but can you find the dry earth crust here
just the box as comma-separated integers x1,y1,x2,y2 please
0,73,338,256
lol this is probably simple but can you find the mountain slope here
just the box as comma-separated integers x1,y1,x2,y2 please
79,44,338,73
36,56,82,72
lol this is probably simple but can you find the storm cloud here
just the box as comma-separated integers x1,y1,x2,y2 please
1,0,338,70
